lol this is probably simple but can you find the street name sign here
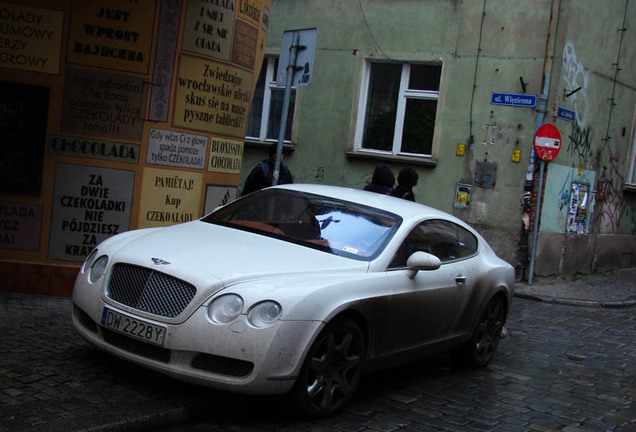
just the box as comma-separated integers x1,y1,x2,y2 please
491,92,537,108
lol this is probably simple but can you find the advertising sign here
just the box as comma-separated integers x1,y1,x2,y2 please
67,0,155,73
49,163,134,261
0,1,64,74
138,167,203,228
147,128,208,169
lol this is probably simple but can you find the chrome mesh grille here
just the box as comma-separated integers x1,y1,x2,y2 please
106,264,196,318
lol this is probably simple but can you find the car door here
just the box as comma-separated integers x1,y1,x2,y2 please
376,219,478,356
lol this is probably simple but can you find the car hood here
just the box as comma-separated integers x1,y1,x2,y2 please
106,220,369,290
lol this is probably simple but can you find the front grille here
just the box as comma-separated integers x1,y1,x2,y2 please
192,353,254,377
102,328,171,363
106,264,196,318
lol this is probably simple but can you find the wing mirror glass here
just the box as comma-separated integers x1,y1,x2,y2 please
407,251,441,279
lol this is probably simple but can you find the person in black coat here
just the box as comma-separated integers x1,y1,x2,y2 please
363,163,395,195
242,144,293,195
390,167,419,201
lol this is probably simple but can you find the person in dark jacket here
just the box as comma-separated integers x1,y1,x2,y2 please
241,144,293,195
390,167,419,201
363,163,395,195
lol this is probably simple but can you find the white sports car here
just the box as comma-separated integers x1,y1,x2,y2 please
72,184,514,417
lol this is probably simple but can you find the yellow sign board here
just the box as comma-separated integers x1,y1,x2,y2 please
0,1,64,74
67,0,155,73
173,54,253,137
138,167,203,228
208,137,243,174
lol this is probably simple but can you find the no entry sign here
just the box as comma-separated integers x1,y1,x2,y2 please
533,124,562,161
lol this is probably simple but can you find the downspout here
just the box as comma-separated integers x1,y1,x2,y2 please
520,0,561,282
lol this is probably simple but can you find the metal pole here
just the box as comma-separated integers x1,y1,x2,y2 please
528,159,545,284
273,31,300,186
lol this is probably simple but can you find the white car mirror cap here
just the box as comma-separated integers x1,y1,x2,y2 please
407,252,441,279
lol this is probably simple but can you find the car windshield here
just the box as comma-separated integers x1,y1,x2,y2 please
202,189,401,260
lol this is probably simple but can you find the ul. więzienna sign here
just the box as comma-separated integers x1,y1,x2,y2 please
0,0,272,271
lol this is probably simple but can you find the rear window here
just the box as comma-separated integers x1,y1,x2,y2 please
202,189,401,261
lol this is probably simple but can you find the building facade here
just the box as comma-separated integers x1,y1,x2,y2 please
0,0,272,294
241,0,636,278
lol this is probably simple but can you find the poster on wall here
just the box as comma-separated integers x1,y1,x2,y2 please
0,81,49,195
0,202,42,251
138,167,203,228
67,0,155,74
0,1,64,74
62,67,146,141
231,19,258,69
208,137,243,174
48,135,140,164
203,184,238,215
147,128,208,169
566,183,589,234
182,0,235,61
49,163,134,261
173,54,252,137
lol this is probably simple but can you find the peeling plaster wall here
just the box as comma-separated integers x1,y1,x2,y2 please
241,0,636,275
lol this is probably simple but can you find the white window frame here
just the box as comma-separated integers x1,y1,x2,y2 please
354,60,440,158
245,56,295,143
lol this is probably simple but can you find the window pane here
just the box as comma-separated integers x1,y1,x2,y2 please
401,98,437,154
456,225,478,257
266,88,295,141
362,63,401,151
409,64,441,91
246,64,266,138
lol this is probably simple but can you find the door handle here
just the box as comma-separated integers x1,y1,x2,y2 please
455,274,467,285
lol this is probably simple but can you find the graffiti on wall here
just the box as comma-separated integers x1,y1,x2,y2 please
596,145,627,233
562,42,593,166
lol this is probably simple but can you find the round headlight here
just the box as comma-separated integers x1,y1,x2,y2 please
89,255,108,283
248,301,282,328
82,249,98,273
208,294,244,324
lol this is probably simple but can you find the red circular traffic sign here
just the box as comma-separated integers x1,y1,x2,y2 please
533,124,562,162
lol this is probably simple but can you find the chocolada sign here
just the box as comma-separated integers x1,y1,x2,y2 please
533,123,562,162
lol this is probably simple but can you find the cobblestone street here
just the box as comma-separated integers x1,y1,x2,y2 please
1,290,635,432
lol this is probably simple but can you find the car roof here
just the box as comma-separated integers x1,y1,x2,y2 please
273,183,461,226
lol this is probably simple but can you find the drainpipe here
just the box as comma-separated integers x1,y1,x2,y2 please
523,0,561,284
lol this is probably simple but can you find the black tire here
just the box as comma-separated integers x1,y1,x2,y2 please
291,318,365,418
462,295,506,368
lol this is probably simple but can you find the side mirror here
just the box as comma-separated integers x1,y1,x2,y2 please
407,251,441,279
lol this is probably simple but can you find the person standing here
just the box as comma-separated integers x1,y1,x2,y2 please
390,167,419,201
242,144,293,195
363,163,395,195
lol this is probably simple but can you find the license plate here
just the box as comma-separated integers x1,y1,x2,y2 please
101,307,166,346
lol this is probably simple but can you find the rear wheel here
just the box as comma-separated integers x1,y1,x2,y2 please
291,318,365,418
463,295,505,368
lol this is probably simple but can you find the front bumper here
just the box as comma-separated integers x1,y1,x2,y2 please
71,299,323,395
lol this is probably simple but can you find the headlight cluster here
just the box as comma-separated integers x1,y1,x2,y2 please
207,294,282,328
82,249,109,284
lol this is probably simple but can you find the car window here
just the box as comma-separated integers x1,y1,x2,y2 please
389,219,478,268
203,189,402,261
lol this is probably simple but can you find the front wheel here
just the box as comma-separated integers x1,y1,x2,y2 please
291,318,365,418
462,295,506,368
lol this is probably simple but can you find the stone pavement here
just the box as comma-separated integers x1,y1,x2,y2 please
1,268,635,432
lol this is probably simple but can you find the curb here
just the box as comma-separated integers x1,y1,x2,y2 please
513,292,636,308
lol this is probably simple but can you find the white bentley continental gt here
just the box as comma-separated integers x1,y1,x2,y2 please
72,183,514,417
